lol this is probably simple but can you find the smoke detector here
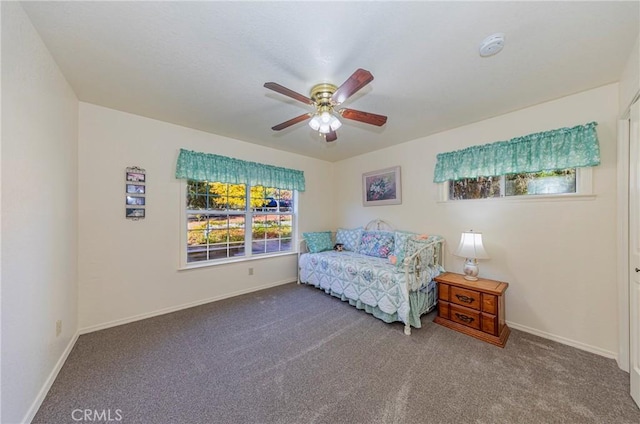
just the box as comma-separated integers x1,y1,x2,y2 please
479,33,505,57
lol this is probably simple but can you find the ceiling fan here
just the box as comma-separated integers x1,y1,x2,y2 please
264,68,387,142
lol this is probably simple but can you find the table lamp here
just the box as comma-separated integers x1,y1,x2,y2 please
454,230,490,281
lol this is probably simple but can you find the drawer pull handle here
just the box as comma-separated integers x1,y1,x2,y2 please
455,294,475,304
454,313,475,324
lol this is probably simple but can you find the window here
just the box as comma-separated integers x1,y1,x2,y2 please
448,168,579,200
185,181,294,264
433,122,600,201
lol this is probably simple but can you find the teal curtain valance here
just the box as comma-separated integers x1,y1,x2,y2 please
175,149,306,191
433,122,601,183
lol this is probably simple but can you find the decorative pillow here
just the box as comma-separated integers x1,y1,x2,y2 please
303,231,333,253
393,231,418,269
335,227,363,252
357,230,395,258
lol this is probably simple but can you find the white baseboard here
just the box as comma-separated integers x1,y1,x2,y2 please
507,320,618,360
79,278,296,335
22,331,80,424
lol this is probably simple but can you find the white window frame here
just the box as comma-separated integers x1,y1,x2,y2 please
438,168,595,203
179,181,298,270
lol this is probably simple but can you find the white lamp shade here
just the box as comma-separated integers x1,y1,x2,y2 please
330,116,342,130
320,111,332,123
308,116,321,131
454,231,489,259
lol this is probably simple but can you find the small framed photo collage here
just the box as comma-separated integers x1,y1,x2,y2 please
125,167,146,220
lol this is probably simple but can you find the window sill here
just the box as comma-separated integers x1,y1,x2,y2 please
178,251,298,271
437,193,596,204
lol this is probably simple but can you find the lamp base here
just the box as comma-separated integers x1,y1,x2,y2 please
462,258,480,281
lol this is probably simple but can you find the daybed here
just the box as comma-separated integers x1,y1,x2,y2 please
298,220,445,335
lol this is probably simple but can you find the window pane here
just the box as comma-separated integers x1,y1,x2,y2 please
449,177,501,200
188,181,207,195
207,194,226,210
229,241,245,258
279,189,293,212
186,212,246,261
280,238,293,252
252,240,266,254
279,214,293,253
186,214,208,262
280,215,292,238
251,186,292,211
202,182,247,210
505,169,576,196
252,215,267,240
207,244,231,261
187,246,208,263
187,214,208,247
209,215,245,244
251,214,293,254
227,184,247,210
227,196,246,210
187,194,207,210
264,239,282,254
228,216,245,243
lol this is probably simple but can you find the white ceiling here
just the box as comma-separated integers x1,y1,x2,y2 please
21,1,639,162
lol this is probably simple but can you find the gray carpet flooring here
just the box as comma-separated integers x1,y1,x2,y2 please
33,282,640,424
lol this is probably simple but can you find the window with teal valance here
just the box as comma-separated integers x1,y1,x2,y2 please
175,149,306,192
433,122,601,183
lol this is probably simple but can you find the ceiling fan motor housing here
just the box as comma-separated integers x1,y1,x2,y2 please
310,83,337,107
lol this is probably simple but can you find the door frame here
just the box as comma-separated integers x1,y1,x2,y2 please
618,91,640,376
617,113,630,372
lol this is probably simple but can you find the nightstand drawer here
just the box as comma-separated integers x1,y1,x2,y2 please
481,313,497,335
450,286,480,310
482,294,497,314
450,304,481,330
438,302,450,319
438,283,449,301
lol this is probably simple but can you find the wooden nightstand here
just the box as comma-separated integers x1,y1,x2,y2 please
434,272,510,348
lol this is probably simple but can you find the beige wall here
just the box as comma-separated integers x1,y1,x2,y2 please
619,35,639,112
77,103,334,330
1,3,79,423
334,84,619,357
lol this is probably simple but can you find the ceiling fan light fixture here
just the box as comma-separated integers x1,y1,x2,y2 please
330,115,342,131
320,111,332,123
318,123,331,134
308,115,321,131
310,109,341,134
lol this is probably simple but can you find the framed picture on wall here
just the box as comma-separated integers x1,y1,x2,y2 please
126,184,145,194
126,196,146,206
362,166,402,206
126,208,145,218
126,171,146,183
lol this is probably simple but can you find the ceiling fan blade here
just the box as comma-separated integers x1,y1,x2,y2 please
325,131,337,142
271,113,312,131
331,69,374,104
264,82,314,105
339,108,388,126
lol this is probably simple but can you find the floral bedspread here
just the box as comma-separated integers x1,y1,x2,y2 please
299,250,440,325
